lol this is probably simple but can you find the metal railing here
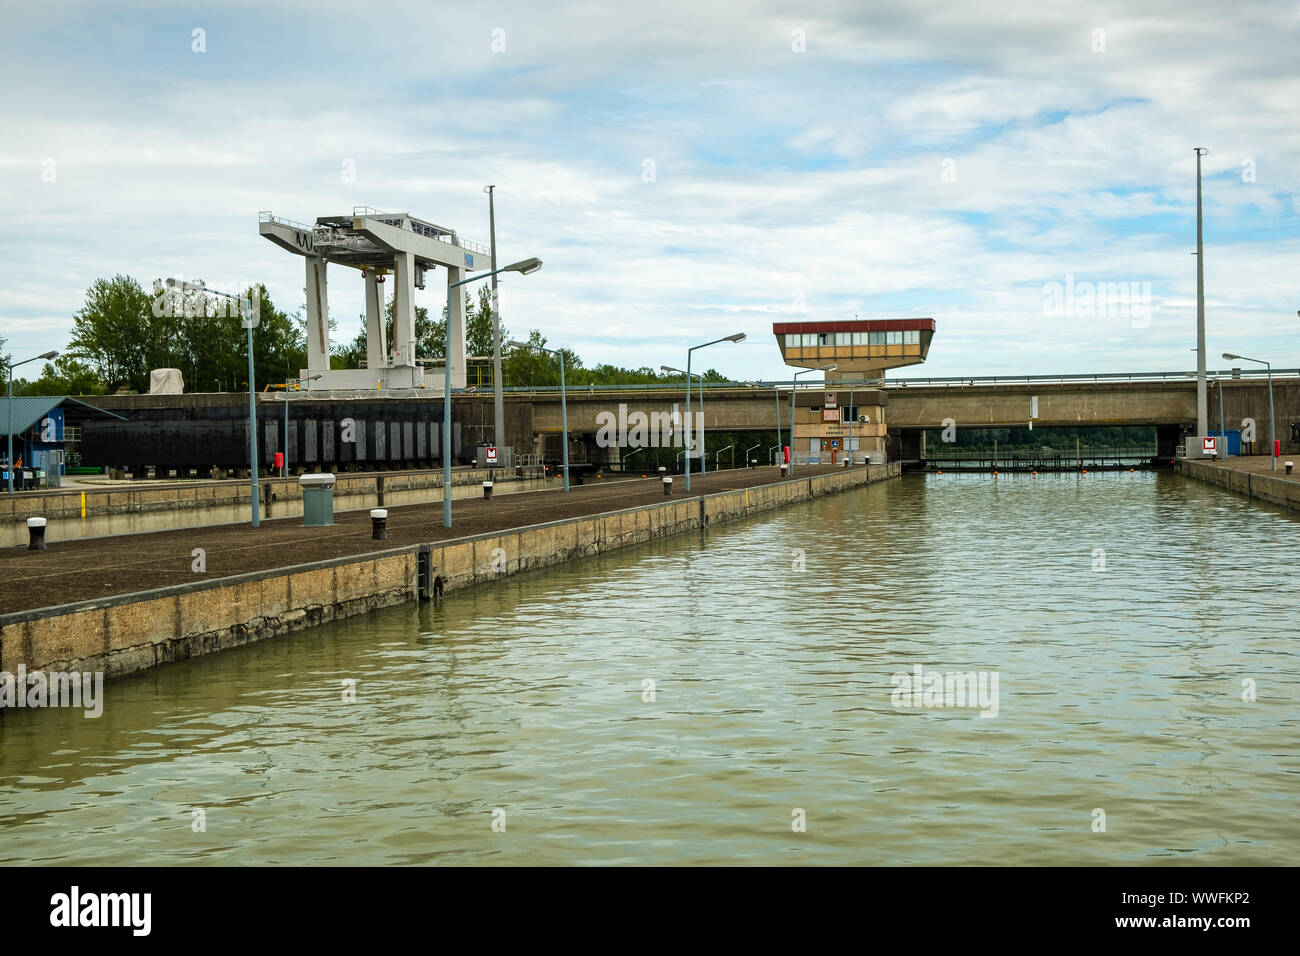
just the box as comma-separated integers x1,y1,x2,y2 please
350,207,492,258
888,369,1297,387
496,369,1297,395
258,210,312,231
925,446,1159,468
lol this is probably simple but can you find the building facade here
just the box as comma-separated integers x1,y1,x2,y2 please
773,318,936,462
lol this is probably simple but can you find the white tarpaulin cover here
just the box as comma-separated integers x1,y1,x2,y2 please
149,368,185,394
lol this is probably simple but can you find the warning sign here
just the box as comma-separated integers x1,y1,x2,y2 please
486,446,498,465
1202,436,1217,455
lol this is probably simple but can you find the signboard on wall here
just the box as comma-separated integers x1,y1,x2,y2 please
822,408,840,422
825,392,837,408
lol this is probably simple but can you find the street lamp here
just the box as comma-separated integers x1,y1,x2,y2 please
661,365,693,471
281,373,322,477
442,257,543,527
509,336,568,494
168,278,260,525
5,351,59,493
775,382,782,465
684,333,745,490
1223,352,1275,469
789,364,836,474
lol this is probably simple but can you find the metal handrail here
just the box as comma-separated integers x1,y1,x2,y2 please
259,210,312,231
496,368,1297,395
888,369,1297,387
926,446,1158,461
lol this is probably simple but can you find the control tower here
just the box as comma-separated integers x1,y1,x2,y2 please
259,206,494,390
773,318,936,463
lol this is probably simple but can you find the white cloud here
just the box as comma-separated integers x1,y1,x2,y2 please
0,0,1296,381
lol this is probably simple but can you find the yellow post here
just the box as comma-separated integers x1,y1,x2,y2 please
80,491,86,518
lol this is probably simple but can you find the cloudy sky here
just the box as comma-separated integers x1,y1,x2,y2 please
2,0,1297,382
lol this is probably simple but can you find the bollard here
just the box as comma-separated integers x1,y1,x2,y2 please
750,459,757,469
663,476,672,496
27,517,47,550
780,463,788,477
483,480,494,500
1287,461,1294,475
370,508,388,540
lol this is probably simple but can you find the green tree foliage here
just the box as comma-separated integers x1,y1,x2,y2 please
65,275,153,391
12,356,105,396
64,276,305,393
334,285,505,370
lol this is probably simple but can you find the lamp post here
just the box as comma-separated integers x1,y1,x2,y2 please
508,335,567,494
847,382,855,464
684,333,745,490
789,364,836,474
442,257,542,527
1195,147,1209,438
168,279,260,524
662,364,696,474
281,373,322,477
484,185,506,452
5,351,59,493
1223,352,1275,469
775,382,782,464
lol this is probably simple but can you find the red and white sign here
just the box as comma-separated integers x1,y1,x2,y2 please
1203,437,1217,455
486,446,498,465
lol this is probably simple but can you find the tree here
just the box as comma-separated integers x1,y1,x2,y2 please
336,285,508,372
12,356,105,396
66,275,152,391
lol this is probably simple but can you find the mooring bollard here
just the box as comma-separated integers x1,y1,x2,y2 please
370,508,388,540
780,463,788,477
27,516,47,551
1287,461,1294,475
663,476,672,496
483,480,493,500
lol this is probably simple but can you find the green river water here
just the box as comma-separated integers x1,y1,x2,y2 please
1,472,1296,865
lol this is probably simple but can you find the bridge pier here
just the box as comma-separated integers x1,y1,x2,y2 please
1156,424,1181,462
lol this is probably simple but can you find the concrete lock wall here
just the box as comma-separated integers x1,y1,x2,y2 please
0,464,899,682
1177,459,1300,512
0,469,544,548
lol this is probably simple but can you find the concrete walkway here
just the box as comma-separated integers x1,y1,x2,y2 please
0,465,846,615
1196,454,1299,481
1177,455,1300,514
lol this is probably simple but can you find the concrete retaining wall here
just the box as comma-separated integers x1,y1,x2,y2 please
0,463,899,682
1177,458,1300,512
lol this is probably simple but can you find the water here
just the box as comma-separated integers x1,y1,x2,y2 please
1,472,1296,865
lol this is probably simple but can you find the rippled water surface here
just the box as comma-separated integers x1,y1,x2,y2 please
2,472,1297,865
